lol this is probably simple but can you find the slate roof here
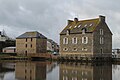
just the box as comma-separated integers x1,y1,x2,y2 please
60,17,100,35
16,31,47,39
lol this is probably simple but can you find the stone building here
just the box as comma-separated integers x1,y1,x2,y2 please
60,15,112,57
16,31,47,56
47,39,59,53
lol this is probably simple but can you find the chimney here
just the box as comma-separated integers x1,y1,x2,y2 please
74,18,78,23
67,20,73,25
99,15,105,22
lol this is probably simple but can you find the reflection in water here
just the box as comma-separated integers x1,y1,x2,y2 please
59,62,112,80
15,62,48,80
0,63,15,80
112,64,120,80
0,62,115,80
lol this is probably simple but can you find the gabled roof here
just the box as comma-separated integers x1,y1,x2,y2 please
16,31,47,39
60,17,101,35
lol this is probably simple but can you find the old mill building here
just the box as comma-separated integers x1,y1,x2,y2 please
60,15,112,57
16,31,47,56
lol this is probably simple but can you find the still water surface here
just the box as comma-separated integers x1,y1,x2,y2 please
0,61,119,80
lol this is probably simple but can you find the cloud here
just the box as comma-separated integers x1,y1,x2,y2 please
0,0,119,48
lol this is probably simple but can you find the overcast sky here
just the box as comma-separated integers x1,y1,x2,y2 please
0,0,119,48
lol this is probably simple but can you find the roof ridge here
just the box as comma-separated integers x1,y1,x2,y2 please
78,18,99,22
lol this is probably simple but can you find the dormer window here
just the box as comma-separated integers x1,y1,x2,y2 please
84,24,87,27
66,30,70,35
78,24,81,28
82,28,87,34
69,26,72,29
73,47,77,51
74,25,77,28
89,23,93,26
100,29,103,35
82,29,85,34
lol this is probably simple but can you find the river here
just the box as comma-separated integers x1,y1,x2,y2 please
0,61,119,80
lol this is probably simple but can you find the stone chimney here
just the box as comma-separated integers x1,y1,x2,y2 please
74,18,78,23
99,15,105,22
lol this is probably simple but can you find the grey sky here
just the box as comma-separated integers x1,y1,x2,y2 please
0,0,119,48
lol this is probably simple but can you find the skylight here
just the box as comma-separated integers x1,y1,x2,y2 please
74,25,77,28
78,24,81,28
89,23,93,26
69,26,72,29
84,24,87,27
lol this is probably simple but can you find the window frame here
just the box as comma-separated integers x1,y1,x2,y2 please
63,37,68,44
72,37,77,44
82,36,88,44
100,37,104,44
63,48,68,51
100,29,103,35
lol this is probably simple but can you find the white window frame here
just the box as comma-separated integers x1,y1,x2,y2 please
78,24,81,28
63,48,68,51
72,77,77,80
100,37,104,44
100,29,103,35
72,37,77,44
63,76,68,80
63,37,68,44
74,25,77,28
82,37,88,44
73,47,77,51
82,48,87,51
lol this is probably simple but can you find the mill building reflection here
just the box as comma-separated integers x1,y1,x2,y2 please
59,62,112,80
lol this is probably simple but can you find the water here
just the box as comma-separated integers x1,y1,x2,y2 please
0,61,119,80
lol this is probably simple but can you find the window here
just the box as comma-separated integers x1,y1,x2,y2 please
89,23,93,26
82,37,88,44
100,37,104,44
31,44,32,48
26,38,27,42
31,38,32,41
25,51,27,56
78,24,81,28
74,25,77,28
84,24,87,27
63,76,68,80
72,77,77,80
63,48,68,51
63,37,68,44
72,37,77,44
100,48,103,54
100,29,103,35
69,26,72,29
25,44,27,48
82,29,85,34
73,47,77,51
66,30,70,35
82,48,87,51
25,69,27,73
25,76,26,80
